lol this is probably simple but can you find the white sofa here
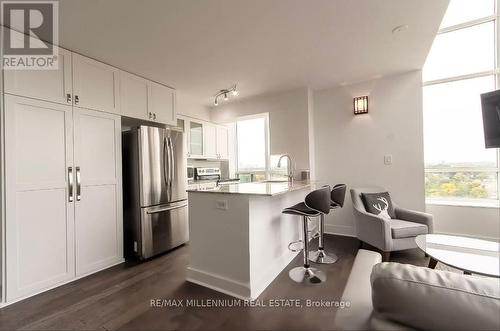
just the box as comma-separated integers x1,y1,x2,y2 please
335,249,500,330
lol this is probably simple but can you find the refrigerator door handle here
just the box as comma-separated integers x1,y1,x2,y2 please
168,137,175,195
163,136,170,198
146,201,188,214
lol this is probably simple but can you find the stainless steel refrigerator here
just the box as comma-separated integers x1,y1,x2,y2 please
122,125,188,259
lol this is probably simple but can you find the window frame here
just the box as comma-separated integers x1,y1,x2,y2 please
234,112,271,180
423,0,500,208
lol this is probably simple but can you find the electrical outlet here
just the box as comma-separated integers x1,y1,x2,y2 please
216,200,228,210
384,154,393,165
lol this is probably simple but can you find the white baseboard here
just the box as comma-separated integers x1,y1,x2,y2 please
187,249,299,301
325,224,356,237
186,267,251,300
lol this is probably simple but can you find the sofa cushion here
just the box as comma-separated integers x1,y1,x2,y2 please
390,219,427,238
361,192,396,219
334,250,383,330
371,262,500,331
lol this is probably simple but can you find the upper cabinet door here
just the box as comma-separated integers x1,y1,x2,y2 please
120,71,149,120
3,47,72,105
216,125,229,160
149,81,176,125
203,123,217,159
72,53,120,114
4,95,75,301
189,120,204,157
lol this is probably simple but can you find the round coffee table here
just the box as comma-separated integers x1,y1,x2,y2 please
415,234,500,277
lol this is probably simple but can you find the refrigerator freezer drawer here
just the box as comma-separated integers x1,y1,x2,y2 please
140,201,189,259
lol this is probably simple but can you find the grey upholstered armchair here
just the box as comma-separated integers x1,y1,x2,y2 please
350,187,433,261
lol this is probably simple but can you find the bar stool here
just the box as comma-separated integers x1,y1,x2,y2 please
282,186,331,284
310,184,347,264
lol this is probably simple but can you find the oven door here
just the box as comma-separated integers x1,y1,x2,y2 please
140,200,189,259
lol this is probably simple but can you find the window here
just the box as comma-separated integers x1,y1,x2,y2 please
236,114,269,182
423,0,500,206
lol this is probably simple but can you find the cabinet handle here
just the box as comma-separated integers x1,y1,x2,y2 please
75,95,79,104
76,166,81,201
68,167,74,202
66,93,72,103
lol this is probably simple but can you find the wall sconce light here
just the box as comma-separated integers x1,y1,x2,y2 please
353,96,369,115
214,85,238,106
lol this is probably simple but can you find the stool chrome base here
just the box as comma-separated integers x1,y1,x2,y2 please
289,266,326,284
309,249,338,264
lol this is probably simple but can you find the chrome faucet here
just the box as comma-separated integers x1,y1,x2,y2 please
277,154,294,184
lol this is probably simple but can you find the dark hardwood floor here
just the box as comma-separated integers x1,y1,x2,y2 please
0,235,429,331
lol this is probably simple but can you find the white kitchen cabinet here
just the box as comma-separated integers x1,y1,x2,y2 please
4,95,75,301
3,95,123,302
203,122,217,159
120,71,149,120
120,73,176,125
72,53,120,114
149,81,176,125
182,117,229,160
3,47,73,105
73,108,123,276
188,119,204,158
216,125,229,160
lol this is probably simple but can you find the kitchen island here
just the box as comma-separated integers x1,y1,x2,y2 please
186,181,313,300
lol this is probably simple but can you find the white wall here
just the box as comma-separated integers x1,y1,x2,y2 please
176,91,211,121
313,71,426,236
210,88,311,172
427,204,500,241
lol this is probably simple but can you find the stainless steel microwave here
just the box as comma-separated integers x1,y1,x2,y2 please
187,165,194,180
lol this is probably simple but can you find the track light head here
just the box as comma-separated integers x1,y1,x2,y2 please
213,84,239,106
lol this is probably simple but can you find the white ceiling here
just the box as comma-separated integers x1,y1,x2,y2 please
56,0,449,106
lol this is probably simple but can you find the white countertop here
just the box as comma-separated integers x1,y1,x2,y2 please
186,180,312,196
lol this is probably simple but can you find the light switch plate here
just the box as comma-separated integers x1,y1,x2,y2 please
384,154,393,165
216,200,228,210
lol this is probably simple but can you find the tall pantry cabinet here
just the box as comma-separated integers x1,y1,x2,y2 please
2,49,123,303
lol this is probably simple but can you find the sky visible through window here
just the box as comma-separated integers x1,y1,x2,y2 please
423,1,497,168
439,0,494,29
423,0,499,202
237,116,266,171
423,76,497,167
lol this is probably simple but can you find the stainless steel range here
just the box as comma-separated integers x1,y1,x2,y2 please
194,167,221,180
122,126,188,260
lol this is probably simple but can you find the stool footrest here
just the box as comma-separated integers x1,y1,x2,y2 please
288,240,303,253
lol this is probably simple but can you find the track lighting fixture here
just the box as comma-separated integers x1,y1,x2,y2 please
214,85,238,106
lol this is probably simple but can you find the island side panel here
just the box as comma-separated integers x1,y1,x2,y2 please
186,192,251,299
248,187,311,299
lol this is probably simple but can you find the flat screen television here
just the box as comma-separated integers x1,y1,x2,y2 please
480,89,500,148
